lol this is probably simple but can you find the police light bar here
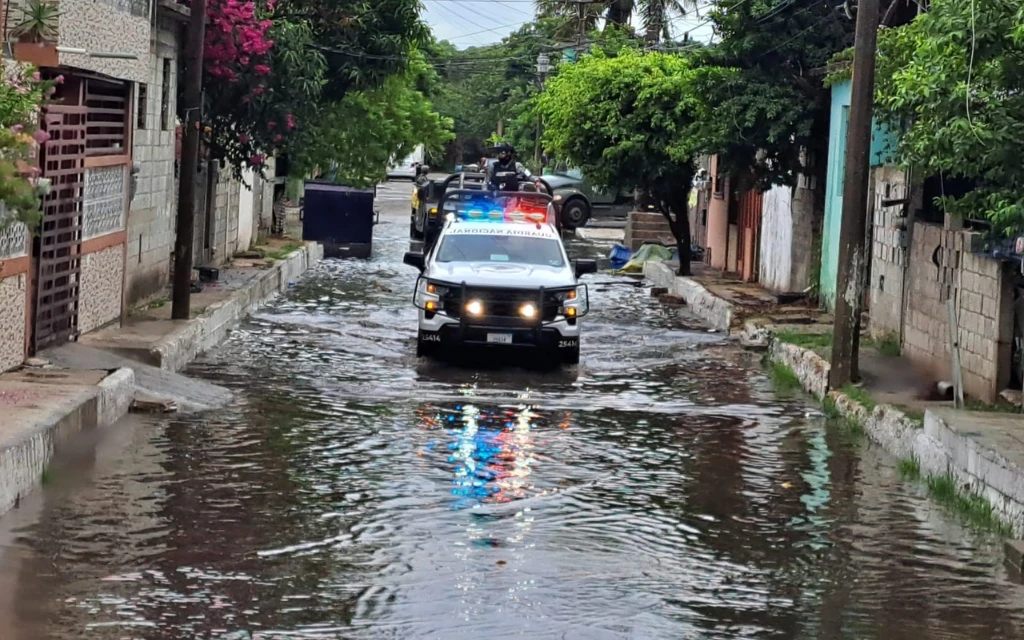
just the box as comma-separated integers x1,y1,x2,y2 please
457,201,549,224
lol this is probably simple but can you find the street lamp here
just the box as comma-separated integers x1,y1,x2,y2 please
535,53,551,165
536,52,551,77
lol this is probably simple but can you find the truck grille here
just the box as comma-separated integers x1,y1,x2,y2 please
441,286,564,325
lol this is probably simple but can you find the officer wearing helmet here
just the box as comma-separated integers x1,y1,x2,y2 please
485,142,540,192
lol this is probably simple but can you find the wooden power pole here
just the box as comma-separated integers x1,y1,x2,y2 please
172,0,208,320
830,0,881,387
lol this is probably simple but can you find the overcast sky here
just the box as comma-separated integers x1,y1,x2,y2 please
421,0,716,49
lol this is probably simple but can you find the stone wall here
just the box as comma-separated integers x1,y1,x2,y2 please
867,165,911,337
126,20,179,305
0,211,29,371
78,245,126,334
57,0,150,83
0,274,27,372
902,223,1013,402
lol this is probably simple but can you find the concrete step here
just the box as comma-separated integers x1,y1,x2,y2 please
43,343,232,413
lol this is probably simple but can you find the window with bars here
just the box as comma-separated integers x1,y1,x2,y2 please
85,78,130,156
137,83,148,130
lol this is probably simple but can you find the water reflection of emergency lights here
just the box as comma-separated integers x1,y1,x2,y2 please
448,403,537,509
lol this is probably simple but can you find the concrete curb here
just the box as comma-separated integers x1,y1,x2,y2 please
152,242,324,372
764,329,1024,536
97,367,136,428
643,261,733,332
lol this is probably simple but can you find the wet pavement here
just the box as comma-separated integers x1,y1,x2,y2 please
2,182,1024,639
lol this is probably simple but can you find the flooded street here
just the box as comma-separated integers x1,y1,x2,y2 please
2,182,1024,639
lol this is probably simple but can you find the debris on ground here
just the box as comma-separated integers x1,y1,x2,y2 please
617,243,673,274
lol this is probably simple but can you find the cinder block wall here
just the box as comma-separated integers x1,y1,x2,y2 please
902,223,1014,402
126,20,179,305
868,166,910,337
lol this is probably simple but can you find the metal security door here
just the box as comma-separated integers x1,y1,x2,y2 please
34,105,87,352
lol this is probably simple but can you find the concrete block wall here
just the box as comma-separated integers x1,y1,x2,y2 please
623,211,674,251
126,20,179,305
212,169,242,265
901,223,1013,402
867,165,909,337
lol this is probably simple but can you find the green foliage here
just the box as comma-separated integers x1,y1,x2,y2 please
776,329,833,350
10,0,60,43
898,456,921,479
769,361,801,395
876,0,1024,235
288,54,453,187
697,0,854,187
538,49,732,274
0,62,54,231
840,383,876,412
926,473,1012,535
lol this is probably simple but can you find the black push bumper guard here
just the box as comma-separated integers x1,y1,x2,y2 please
413,277,589,342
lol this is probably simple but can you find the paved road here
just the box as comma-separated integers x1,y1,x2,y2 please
0,181,1022,639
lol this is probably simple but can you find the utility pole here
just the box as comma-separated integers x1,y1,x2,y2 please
830,0,880,387
534,52,550,166
172,0,208,320
569,0,593,54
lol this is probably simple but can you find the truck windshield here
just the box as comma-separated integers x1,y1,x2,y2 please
436,234,565,268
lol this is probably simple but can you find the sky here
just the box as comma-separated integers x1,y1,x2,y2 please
421,0,716,49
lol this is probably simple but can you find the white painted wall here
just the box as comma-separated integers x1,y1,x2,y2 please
237,167,256,252
760,185,794,292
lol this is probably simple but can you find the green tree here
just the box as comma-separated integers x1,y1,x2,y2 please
287,53,454,187
875,0,1024,235
538,49,730,275
698,0,854,190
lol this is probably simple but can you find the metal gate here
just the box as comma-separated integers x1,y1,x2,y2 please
34,105,88,352
736,189,764,283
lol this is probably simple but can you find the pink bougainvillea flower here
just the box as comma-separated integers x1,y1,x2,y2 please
254,64,270,76
274,134,283,143
285,113,296,130
240,55,250,65
266,0,276,10
33,129,51,144
239,134,250,144
250,154,264,165
55,74,64,84
31,71,41,81
251,86,264,95
11,124,23,133
267,121,276,129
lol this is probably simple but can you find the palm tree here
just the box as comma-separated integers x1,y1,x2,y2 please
534,0,698,43
640,0,697,43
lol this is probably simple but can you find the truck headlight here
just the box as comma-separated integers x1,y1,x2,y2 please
519,302,538,319
465,300,484,317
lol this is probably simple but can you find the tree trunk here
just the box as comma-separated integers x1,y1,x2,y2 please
606,0,634,26
654,185,693,277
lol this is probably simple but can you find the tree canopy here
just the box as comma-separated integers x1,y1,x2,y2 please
538,49,731,274
287,53,454,187
875,0,1024,235
696,0,854,188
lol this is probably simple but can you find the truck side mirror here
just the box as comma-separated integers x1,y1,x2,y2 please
403,251,425,271
574,259,598,277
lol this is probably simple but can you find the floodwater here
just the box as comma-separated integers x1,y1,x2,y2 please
2,184,1024,639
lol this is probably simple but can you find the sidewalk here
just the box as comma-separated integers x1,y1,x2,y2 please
645,257,1024,538
0,240,323,519
643,260,825,332
78,240,323,372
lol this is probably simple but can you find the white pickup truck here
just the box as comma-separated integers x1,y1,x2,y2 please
403,190,596,365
